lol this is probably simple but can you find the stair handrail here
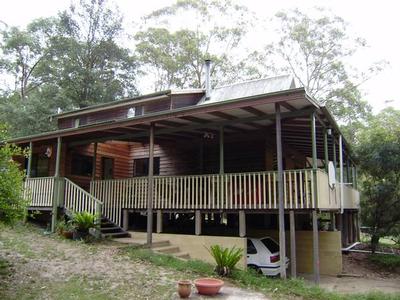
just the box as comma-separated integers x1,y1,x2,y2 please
64,178,103,223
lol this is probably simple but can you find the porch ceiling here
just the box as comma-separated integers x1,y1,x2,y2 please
10,87,352,160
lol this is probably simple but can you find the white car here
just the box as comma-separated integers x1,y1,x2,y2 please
247,237,289,276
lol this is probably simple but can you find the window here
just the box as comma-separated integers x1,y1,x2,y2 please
71,154,93,176
247,239,257,254
261,238,279,253
102,157,114,180
31,154,49,177
133,157,160,176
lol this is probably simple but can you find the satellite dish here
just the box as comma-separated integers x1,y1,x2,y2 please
328,161,336,188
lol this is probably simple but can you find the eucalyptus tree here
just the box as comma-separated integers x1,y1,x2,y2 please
134,0,259,91
260,7,386,140
356,108,400,253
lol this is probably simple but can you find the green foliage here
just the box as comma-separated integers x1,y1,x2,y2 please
369,254,400,271
135,0,259,90
0,0,138,137
263,7,384,140
356,108,400,252
0,124,28,225
56,219,75,233
71,211,98,232
207,244,243,276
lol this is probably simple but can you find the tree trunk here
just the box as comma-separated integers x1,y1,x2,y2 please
370,234,380,254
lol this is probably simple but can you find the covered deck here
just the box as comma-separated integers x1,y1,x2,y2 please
14,86,360,282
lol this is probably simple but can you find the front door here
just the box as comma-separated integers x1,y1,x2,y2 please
102,157,114,179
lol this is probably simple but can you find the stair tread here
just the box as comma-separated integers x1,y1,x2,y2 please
103,232,130,237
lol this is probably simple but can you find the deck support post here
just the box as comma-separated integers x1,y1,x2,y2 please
329,212,336,231
219,126,224,174
123,210,129,231
312,210,320,284
311,112,318,206
324,129,329,172
92,142,98,181
195,210,202,235
51,137,62,233
289,210,297,278
147,123,155,245
339,135,344,214
156,210,163,233
275,103,286,279
239,210,246,237
27,141,33,178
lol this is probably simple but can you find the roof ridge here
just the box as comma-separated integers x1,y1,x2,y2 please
213,74,292,90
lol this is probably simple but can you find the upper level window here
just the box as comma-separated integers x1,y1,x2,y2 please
71,154,93,176
127,107,136,118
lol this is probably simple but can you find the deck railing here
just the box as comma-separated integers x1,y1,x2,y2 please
64,178,103,217
24,177,55,207
90,169,321,225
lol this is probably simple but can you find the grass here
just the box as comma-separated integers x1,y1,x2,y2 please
123,246,400,300
369,254,400,271
0,257,11,277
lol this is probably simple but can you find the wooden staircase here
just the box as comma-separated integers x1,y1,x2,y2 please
100,216,130,238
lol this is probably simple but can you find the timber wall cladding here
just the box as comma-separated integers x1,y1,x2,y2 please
65,141,131,190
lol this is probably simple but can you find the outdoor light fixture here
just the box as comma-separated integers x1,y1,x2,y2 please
327,128,332,135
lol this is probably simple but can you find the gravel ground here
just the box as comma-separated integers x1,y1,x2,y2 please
0,224,268,300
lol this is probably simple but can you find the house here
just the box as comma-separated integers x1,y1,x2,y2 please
11,61,360,282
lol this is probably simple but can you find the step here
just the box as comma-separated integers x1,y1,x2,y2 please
103,232,131,238
175,252,190,260
153,245,180,254
100,226,121,232
100,222,116,228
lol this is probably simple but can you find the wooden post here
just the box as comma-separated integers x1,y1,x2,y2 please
324,130,329,173
51,137,62,233
92,142,98,181
195,210,202,235
27,141,33,178
289,210,297,278
239,210,246,237
332,136,337,176
312,210,320,284
219,126,224,174
123,209,129,231
311,112,318,207
147,123,155,245
156,210,163,233
339,135,344,213
329,212,336,231
275,103,286,279
199,139,204,174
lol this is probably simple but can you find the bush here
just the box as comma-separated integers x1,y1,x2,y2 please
71,211,98,232
0,124,29,225
207,245,243,277
369,254,400,271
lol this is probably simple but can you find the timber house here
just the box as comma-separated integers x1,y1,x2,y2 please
12,61,360,281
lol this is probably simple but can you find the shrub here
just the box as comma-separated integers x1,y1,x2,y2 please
0,124,29,225
71,212,98,232
207,245,243,277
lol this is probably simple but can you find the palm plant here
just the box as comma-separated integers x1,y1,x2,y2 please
72,212,98,232
207,245,243,277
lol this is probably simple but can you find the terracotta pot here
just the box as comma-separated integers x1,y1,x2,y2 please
62,231,73,239
177,280,192,298
194,278,224,296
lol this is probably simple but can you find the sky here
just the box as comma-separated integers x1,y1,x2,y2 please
0,0,399,113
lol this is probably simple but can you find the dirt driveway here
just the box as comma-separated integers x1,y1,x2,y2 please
0,225,267,300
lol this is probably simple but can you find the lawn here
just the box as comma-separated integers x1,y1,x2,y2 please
0,224,399,300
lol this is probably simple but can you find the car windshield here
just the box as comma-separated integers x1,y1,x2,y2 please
261,238,279,253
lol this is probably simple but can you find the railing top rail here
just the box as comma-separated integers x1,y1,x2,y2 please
65,178,103,205
91,168,323,182
25,176,55,181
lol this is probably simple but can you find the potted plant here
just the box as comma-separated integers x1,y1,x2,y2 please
207,245,243,277
56,220,74,239
71,212,98,241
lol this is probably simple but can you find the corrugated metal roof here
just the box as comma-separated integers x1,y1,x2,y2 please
200,75,295,104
